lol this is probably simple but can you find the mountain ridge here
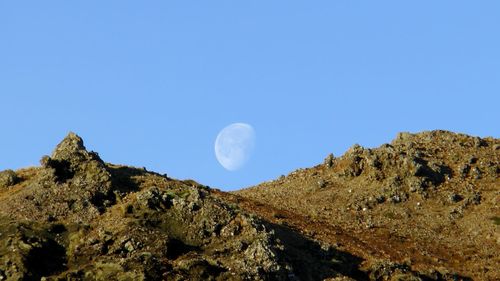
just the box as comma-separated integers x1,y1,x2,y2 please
234,130,499,280
0,130,498,280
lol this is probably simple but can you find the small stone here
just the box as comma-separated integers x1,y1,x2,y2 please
459,164,470,178
391,195,401,203
375,195,386,203
473,137,486,148
366,156,382,169
471,167,482,180
124,240,136,252
317,180,326,188
397,132,412,141
0,169,19,188
347,144,364,155
40,155,51,167
466,192,482,205
324,153,335,168
448,193,463,203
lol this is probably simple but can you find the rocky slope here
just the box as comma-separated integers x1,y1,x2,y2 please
234,130,500,280
0,131,498,280
0,133,360,281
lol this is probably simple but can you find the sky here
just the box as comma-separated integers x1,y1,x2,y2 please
1,1,499,190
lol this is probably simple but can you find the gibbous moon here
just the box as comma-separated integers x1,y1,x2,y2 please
215,123,256,171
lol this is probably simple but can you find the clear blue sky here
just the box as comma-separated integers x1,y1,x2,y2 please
1,1,499,190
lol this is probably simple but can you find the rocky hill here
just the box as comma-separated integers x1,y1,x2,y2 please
0,131,498,280
234,131,499,280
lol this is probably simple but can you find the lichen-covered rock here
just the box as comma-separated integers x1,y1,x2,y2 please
51,132,102,164
324,153,335,168
0,169,18,188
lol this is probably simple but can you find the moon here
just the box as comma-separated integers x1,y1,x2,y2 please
215,123,256,171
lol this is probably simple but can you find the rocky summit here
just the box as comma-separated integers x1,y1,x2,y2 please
0,131,498,281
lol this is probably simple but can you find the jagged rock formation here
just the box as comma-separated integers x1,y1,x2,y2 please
0,131,498,280
0,133,358,280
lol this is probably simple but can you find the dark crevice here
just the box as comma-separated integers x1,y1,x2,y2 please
107,166,142,194
24,239,67,280
166,238,200,260
90,190,116,213
48,159,75,183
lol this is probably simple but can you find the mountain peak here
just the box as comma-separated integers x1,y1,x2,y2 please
51,132,86,160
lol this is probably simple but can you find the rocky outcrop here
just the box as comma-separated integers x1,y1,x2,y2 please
237,130,499,280
0,133,352,280
1,130,498,280
0,169,18,188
